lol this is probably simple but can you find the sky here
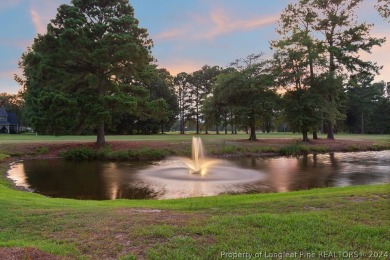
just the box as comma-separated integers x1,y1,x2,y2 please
0,0,389,94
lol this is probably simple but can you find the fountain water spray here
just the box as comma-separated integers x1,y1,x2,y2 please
183,136,209,175
191,136,204,174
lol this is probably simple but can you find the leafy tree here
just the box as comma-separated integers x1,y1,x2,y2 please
214,54,275,141
271,3,325,140
19,0,152,145
0,93,24,119
311,0,384,138
274,0,385,139
138,66,178,134
346,76,388,133
369,93,390,134
202,95,222,134
174,72,192,134
376,0,390,21
189,65,221,134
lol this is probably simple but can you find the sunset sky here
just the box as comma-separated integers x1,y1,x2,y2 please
0,0,389,94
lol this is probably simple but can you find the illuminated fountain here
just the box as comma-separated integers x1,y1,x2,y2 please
184,137,217,175
139,136,265,198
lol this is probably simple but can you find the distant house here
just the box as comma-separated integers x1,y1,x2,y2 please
0,107,21,134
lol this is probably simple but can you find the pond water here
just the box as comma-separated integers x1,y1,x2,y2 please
7,150,390,200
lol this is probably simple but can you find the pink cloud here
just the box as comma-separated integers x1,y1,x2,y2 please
30,8,46,35
155,28,187,41
28,0,70,35
204,8,278,40
153,6,278,43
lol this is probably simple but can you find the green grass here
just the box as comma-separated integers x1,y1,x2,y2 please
0,133,389,258
61,146,172,161
0,153,10,161
0,155,389,259
1,132,389,143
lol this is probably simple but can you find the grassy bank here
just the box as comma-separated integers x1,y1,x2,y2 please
0,134,389,258
1,132,390,143
0,156,389,259
1,133,389,160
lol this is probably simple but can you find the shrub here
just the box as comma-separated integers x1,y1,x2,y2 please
36,146,49,154
279,141,309,155
61,147,97,160
61,146,172,161
0,153,10,161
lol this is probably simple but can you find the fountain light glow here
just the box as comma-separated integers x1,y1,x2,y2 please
183,137,218,175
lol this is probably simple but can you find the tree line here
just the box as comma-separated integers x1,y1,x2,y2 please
8,0,390,144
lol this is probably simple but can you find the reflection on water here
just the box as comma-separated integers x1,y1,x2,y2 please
230,151,390,194
7,150,390,200
8,160,159,200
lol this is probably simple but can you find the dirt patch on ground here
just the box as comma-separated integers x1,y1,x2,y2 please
0,247,65,260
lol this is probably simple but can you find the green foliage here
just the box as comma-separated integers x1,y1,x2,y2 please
279,140,309,155
0,153,10,161
375,0,390,22
61,147,97,160
273,0,385,140
345,144,360,152
61,146,171,161
35,146,49,155
20,0,153,145
213,54,279,141
346,78,390,134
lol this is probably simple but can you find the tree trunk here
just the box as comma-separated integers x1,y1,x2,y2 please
224,111,228,134
312,131,318,139
96,122,105,146
230,111,234,134
196,109,199,134
249,124,256,141
161,122,164,134
249,110,257,141
205,125,208,134
361,110,364,134
216,124,219,134
180,116,185,134
327,123,335,140
302,130,309,142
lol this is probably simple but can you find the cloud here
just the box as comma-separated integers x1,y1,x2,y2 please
153,6,278,43
30,8,47,35
155,28,187,41
28,0,71,35
204,8,278,40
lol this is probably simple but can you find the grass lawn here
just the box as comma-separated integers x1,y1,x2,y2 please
0,133,389,259
1,163,389,259
0,132,389,143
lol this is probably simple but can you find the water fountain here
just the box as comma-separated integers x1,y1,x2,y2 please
137,136,265,198
183,137,217,175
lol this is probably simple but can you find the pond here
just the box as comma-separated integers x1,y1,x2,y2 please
7,150,390,200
